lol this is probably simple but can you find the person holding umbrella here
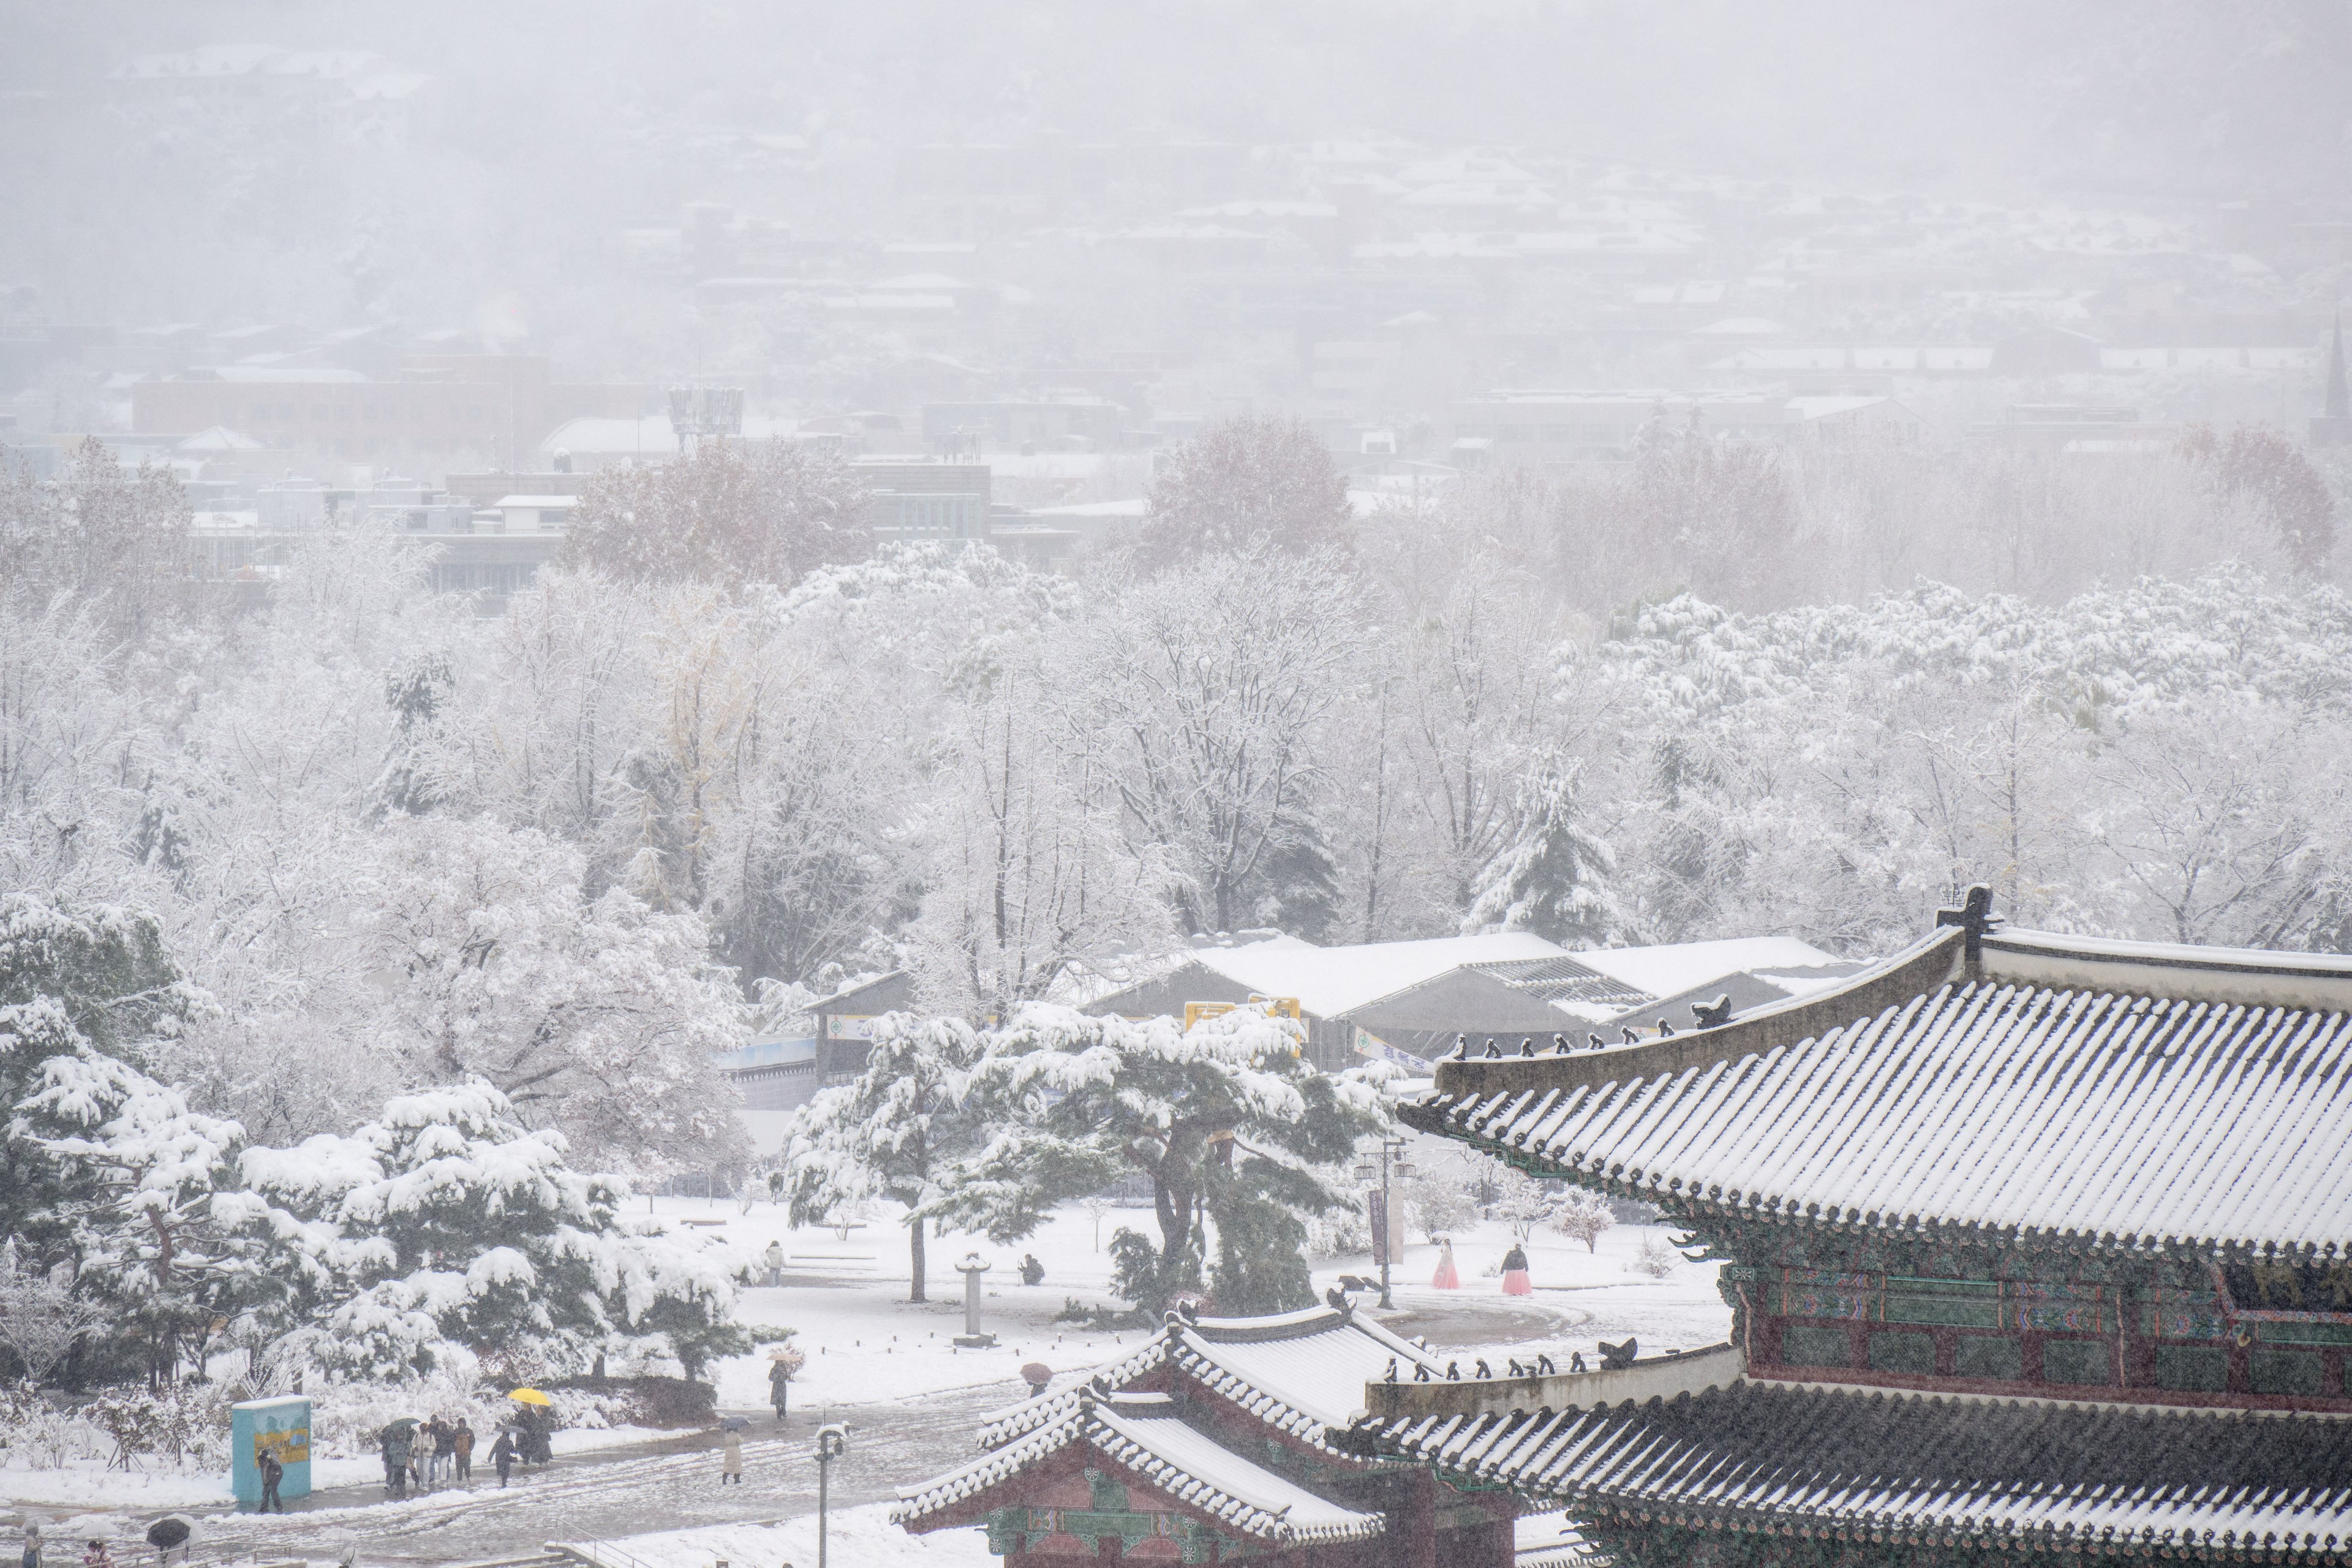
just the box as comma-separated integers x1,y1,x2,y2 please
144,1518,192,1563
507,1389,554,1464
379,1419,417,1499
766,1348,802,1425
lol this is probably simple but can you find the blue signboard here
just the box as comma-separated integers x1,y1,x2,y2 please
230,1395,311,1506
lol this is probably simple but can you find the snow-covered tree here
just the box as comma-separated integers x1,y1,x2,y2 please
350,815,746,1170
944,1005,1393,1316
1134,415,1352,573
231,1080,744,1381
562,439,871,587
1071,548,1366,938
0,437,192,637
1463,749,1624,946
778,1014,995,1303
1401,1166,1479,1244
1550,1186,1616,1254
0,1252,109,1385
906,635,1172,1016
1489,1166,1561,1242
15,1042,254,1383
0,896,204,1256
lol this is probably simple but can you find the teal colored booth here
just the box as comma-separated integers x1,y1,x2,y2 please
230,1395,311,1507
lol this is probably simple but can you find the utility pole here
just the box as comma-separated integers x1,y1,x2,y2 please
1353,1137,1413,1310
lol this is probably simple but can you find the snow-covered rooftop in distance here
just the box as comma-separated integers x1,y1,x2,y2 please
177,426,266,450
1199,932,1566,1018
1570,936,1837,1000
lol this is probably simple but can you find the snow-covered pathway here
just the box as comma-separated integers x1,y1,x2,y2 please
20,1383,1007,1568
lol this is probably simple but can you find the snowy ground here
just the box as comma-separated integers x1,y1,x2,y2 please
4,1196,1727,1564
703,1192,1731,1412
560,1501,989,1568
1,1425,679,1512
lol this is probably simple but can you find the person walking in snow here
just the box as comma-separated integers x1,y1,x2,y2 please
379,1422,413,1499
1501,1241,1532,1296
720,1430,744,1485
489,1428,516,1488
1019,1254,1044,1286
258,1447,286,1513
20,1520,40,1568
762,1240,785,1287
453,1418,475,1483
1431,1237,1460,1289
432,1420,458,1495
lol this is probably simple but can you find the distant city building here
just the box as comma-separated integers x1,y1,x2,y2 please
131,355,645,473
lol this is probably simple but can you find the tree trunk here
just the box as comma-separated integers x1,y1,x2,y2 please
909,1214,927,1303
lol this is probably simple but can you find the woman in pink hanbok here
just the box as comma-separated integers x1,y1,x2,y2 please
1431,1237,1460,1289
1501,1242,1532,1295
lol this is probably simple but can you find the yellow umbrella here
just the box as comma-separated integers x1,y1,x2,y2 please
508,1387,553,1406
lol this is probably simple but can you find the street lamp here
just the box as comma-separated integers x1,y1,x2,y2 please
814,1422,849,1568
1351,1137,1414,1310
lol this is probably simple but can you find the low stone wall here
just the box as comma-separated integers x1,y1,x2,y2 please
1359,1343,1745,1422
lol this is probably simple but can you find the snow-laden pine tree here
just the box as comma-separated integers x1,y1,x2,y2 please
939,1005,1393,1317
230,1080,744,1381
1463,750,1625,946
778,1014,995,1303
15,1042,254,1385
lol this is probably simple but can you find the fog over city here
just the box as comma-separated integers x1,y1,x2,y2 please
4,6,2352,1566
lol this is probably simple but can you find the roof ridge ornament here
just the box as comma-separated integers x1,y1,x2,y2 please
1936,883,2002,966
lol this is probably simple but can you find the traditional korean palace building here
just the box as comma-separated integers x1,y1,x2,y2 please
1360,898,2352,1568
894,1302,1528,1566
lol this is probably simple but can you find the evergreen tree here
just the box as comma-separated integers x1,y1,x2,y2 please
778,1015,996,1303
0,896,203,1257
15,1044,252,1385
1463,750,1625,946
941,1005,1392,1317
232,1080,744,1381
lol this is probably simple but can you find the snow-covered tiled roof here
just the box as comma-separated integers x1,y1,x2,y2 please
1517,1511,1610,1568
976,1336,1170,1449
1091,1394,1385,1544
1409,928,2352,1254
1365,1382,2352,1560
1170,1305,1452,1449
898,1389,1385,1546
978,1305,1452,1456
